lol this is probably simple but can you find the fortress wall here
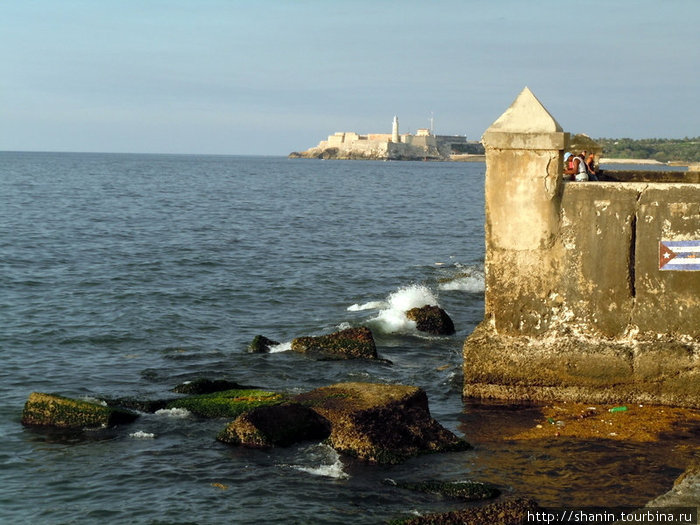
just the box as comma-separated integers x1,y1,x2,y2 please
463,88,700,407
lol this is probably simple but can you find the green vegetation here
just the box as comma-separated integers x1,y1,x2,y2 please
22,392,139,429
166,389,285,418
596,137,700,163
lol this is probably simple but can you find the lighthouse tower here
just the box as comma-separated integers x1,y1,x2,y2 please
392,115,400,143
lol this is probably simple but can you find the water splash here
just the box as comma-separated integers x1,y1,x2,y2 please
154,408,191,418
364,284,440,335
438,264,484,293
289,446,349,479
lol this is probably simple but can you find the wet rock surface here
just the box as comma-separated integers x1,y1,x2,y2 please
294,382,470,463
406,305,456,335
217,402,331,448
22,392,139,429
291,326,378,360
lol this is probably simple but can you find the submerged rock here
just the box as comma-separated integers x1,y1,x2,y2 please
103,396,169,413
217,403,331,448
248,335,280,353
22,392,139,429
294,382,470,464
291,326,378,360
389,497,540,525
386,479,500,501
406,305,455,335
172,378,253,395
165,389,285,418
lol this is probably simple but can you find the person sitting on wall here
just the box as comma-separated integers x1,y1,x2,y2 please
563,152,589,181
586,152,597,176
580,150,599,181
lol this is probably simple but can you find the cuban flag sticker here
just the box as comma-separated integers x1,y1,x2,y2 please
659,240,700,271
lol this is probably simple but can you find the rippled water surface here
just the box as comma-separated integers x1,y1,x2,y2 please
0,153,691,524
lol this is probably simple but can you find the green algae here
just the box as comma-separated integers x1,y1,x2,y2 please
22,392,139,429
166,389,285,418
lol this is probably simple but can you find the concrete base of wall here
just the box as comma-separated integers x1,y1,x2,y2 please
463,322,700,408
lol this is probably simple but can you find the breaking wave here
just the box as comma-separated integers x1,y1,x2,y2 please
358,284,440,335
438,264,484,293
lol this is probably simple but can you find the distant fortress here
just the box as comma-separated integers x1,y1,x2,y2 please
289,116,485,161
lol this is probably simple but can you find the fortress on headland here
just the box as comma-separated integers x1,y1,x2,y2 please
289,116,484,161
464,87,700,408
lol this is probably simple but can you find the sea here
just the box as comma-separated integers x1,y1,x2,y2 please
0,153,692,524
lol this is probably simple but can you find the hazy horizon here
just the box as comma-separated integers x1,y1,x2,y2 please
3,0,699,156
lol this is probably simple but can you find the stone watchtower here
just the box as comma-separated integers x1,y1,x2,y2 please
463,87,699,408
392,116,400,143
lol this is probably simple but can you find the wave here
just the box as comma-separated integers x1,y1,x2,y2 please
129,430,156,439
269,341,292,353
347,300,386,312
154,407,191,418
288,445,349,479
361,284,440,335
438,264,484,293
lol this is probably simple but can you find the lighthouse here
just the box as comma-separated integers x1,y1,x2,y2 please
392,115,400,143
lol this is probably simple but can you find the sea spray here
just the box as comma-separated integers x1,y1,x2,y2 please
366,284,440,335
438,264,485,293
288,445,349,480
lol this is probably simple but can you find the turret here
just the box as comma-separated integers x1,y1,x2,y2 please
392,116,399,143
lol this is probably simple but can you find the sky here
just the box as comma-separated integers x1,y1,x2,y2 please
2,0,699,155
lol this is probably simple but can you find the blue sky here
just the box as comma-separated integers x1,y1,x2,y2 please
2,0,699,155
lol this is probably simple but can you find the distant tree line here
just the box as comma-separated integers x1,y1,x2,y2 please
595,137,700,163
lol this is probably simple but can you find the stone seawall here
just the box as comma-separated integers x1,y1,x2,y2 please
463,88,699,408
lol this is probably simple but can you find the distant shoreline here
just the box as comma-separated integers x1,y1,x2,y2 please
600,158,664,165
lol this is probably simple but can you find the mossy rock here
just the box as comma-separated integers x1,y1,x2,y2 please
103,396,169,413
248,335,280,353
217,403,331,448
166,389,285,418
386,479,500,501
172,378,253,395
389,497,540,525
291,326,377,360
406,305,455,335
294,382,470,464
22,392,139,429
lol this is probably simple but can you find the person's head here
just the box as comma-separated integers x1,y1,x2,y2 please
581,150,587,157
564,152,572,161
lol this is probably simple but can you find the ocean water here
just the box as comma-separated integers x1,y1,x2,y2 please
0,153,689,524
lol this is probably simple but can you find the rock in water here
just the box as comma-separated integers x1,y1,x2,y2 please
166,389,285,418
406,305,456,335
291,326,378,359
21,392,139,429
172,378,252,395
247,335,280,353
294,382,470,463
217,403,331,448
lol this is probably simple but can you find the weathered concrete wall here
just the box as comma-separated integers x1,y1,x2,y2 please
463,88,700,408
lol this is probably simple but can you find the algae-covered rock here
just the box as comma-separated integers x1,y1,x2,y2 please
103,396,169,413
389,497,540,525
217,403,331,448
22,392,139,429
166,389,285,418
291,326,377,360
248,335,280,353
172,378,252,395
294,382,470,464
386,479,500,501
406,305,455,335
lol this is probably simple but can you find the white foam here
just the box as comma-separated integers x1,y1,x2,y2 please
367,284,439,335
292,448,349,479
129,430,156,439
268,341,291,353
438,266,485,293
154,407,191,418
347,300,386,312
